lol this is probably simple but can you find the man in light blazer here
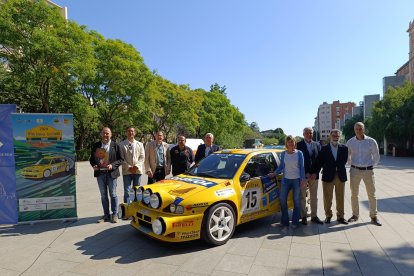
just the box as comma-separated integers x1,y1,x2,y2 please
119,126,145,203
311,129,349,225
144,131,171,184
194,133,221,163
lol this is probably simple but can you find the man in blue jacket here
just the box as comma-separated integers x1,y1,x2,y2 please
311,129,348,224
297,127,323,225
90,127,123,223
194,133,221,163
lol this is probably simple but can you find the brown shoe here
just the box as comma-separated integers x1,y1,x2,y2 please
371,217,382,226
347,215,359,223
111,214,118,223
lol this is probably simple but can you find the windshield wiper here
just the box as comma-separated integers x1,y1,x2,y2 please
195,172,215,178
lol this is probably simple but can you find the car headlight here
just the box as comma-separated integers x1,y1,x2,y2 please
169,204,176,213
152,218,164,235
143,189,151,204
136,187,143,202
175,205,184,214
149,193,161,209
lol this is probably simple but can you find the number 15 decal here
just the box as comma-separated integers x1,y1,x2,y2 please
241,187,261,214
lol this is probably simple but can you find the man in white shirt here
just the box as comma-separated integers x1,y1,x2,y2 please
120,127,145,203
346,122,381,226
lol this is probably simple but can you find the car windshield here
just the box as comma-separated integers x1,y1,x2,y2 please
186,153,247,179
36,158,51,165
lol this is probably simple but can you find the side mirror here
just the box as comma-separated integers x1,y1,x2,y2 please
240,172,250,182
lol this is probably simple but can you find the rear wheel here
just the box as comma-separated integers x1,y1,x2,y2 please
201,202,235,246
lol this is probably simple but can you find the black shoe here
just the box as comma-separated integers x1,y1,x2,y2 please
325,217,332,223
301,217,307,225
337,218,349,225
348,215,359,223
97,215,110,223
311,216,324,224
371,217,382,226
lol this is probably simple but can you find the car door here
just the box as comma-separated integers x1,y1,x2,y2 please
238,152,278,223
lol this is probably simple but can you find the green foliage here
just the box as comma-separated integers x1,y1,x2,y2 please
342,113,363,141
370,82,414,150
262,137,279,145
0,0,258,158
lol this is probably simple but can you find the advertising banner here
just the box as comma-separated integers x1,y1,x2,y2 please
0,104,17,224
12,114,77,222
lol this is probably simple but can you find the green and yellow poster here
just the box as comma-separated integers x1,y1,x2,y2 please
12,114,77,222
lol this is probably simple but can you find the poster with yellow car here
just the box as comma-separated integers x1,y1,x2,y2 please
120,149,293,245
12,114,77,223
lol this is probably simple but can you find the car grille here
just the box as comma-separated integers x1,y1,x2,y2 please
136,212,151,223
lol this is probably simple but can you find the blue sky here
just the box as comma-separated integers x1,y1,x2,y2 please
54,0,414,137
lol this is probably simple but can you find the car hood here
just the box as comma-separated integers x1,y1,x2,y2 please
155,175,230,198
24,165,46,170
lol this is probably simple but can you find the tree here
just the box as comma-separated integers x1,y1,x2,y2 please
342,113,363,141
0,0,95,113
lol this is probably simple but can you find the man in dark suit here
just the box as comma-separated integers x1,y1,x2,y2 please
90,127,123,223
194,133,221,163
296,127,323,225
311,129,348,224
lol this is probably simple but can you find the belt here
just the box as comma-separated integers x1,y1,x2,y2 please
351,165,373,170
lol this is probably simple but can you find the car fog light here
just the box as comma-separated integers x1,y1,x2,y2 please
150,193,161,209
152,218,164,235
143,189,151,204
136,187,143,202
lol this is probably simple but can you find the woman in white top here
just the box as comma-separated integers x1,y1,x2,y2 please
274,135,306,228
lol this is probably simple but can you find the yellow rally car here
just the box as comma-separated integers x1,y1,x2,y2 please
21,155,70,179
120,149,294,246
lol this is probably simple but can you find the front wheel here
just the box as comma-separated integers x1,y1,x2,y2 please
43,169,51,178
201,202,236,246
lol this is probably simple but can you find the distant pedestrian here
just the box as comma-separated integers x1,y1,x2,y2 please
90,127,123,223
346,122,381,226
170,135,194,176
194,133,221,163
119,126,145,203
311,129,348,224
274,135,306,229
144,131,171,184
296,127,323,225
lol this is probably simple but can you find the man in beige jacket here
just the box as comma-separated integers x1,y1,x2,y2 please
119,127,145,203
145,131,171,184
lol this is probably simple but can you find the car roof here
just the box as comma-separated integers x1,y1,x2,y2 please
216,148,284,155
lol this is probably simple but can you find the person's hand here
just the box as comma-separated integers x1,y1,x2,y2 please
146,171,153,178
305,173,311,179
93,165,99,171
300,179,307,188
310,173,317,180
107,164,113,170
268,172,276,178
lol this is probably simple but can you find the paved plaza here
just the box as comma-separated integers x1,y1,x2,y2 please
1,155,414,275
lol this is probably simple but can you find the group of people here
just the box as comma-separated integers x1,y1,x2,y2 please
274,122,382,230
89,127,220,223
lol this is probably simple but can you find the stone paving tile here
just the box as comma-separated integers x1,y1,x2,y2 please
211,270,248,276
320,241,361,275
253,248,289,268
131,262,179,276
289,242,322,260
172,271,206,276
215,254,255,274
22,259,80,276
226,236,264,257
177,250,227,275
0,268,21,276
248,265,286,276
285,255,323,275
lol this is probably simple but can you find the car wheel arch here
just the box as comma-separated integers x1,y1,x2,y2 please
203,200,238,225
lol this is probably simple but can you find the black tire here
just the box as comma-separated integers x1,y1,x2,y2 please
201,202,236,246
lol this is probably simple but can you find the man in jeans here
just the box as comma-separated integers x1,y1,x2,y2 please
347,122,382,226
90,127,123,223
119,126,145,203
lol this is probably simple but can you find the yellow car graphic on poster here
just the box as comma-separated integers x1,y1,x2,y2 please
21,155,70,179
120,149,294,246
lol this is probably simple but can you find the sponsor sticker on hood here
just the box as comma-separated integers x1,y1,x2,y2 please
170,176,217,188
215,188,235,197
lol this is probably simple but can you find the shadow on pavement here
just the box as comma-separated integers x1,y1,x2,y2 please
361,195,414,215
0,216,109,236
74,223,214,264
